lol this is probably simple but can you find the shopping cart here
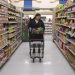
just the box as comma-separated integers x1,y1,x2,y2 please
29,28,44,62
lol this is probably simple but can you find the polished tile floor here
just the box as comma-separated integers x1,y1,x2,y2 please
0,35,75,75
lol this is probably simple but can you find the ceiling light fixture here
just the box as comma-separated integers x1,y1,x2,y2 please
11,0,23,3
50,0,57,3
36,0,42,2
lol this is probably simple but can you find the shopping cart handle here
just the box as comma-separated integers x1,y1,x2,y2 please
29,39,44,41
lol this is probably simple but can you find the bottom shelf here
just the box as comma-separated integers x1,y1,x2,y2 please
9,40,22,58
54,40,66,55
0,40,22,68
0,57,7,68
54,40,75,70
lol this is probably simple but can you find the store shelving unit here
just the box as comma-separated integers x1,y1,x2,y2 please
8,3,22,55
53,4,75,69
0,0,22,68
22,17,29,42
45,22,52,34
0,0,9,68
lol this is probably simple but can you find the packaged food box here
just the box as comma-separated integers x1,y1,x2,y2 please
4,46,10,57
0,24,3,29
3,39,8,44
0,29,3,34
0,50,5,61
67,8,72,11
2,34,7,39
72,6,75,11
0,35,3,40
0,41,4,48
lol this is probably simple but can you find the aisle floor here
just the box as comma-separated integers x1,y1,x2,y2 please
0,35,75,75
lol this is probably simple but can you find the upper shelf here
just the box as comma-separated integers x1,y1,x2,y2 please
67,38,75,46
66,11,75,13
56,8,66,13
56,4,75,13
0,1,8,7
56,16,67,19
56,23,75,29
66,4,75,9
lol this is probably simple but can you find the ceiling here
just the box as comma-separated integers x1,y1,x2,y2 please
10,0,58,3
7,0,73,15
8,0,59,8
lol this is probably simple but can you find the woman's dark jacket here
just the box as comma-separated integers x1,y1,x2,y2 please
28,19,45,40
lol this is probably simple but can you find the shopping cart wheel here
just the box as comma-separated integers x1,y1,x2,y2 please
33,58,35,63
39,58,42,62
53,39,55,43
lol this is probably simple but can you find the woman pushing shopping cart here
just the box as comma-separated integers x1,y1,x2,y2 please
28,13,45,62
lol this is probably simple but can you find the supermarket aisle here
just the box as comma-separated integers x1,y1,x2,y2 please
0,35,75,75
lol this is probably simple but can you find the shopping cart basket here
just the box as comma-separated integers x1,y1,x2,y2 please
29,29,44,62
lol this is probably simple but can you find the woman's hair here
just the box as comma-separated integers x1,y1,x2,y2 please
34,13,41,19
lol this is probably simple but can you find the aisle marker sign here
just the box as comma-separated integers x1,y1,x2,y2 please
24,0,32,10
59,0,67,4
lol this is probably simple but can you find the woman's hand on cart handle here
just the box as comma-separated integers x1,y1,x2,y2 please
32,28,36,32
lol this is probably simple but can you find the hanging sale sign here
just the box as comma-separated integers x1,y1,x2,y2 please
59,0,67,4
24,0,32,10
